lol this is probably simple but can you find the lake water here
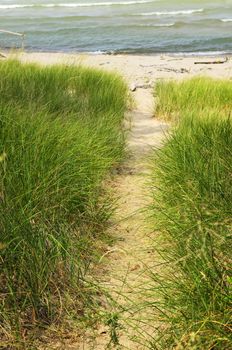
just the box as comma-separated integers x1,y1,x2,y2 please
0,0,232,54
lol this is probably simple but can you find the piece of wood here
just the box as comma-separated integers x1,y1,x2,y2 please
194,57,228,65
0,29,25,50
0,29,23,37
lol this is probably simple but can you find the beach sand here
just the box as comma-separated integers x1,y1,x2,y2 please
17,52,232,83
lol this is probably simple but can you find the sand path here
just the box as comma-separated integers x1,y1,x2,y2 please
74,87,168,349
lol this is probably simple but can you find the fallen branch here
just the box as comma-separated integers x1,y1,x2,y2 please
0,29,24,37
194,57,228,64
0,29,25,50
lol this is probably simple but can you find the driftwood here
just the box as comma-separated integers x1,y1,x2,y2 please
157,67,189,73
0,52,6,58
194,57,228,65
130,82,153,92
0,29,25,50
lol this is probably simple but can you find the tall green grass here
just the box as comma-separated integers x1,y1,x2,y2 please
155,77,232,121
150,78,232,349
0,60,128,345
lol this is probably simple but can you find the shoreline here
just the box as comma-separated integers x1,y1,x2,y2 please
3,48,232,57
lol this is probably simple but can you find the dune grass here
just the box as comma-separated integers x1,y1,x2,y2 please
155,77,232,121
0,60,128,346
149,78,232,349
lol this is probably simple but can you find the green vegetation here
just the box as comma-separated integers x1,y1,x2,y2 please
150,78,232,349
0,60,128,346
155,77,232,121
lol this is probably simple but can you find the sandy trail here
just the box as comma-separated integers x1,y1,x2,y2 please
74,88,168,349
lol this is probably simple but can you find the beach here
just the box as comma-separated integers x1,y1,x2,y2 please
18,52,232,82
1,2,232,349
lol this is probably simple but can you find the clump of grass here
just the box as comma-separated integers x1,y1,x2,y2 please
149,78,232,349
0,60,128,346
155,77,232,121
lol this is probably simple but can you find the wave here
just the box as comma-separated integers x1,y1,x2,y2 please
139,23,175,27
111,47,232,55
84,22,176,28
136,19,230,28
39,22,176,32
140,9,204,16
0,1,155,9
221,19,232,22
170,51,232,57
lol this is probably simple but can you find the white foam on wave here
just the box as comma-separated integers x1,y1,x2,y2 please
140,9,204,16
0,4,30,8
0,1,155,9
139,23,175,27
221,18,232,22
171,51,232,57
